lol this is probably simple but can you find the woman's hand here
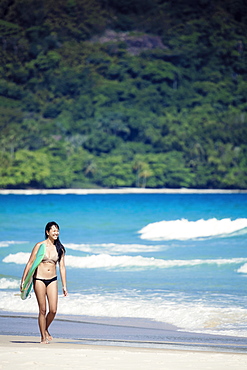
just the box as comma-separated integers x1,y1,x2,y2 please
63,287,68,296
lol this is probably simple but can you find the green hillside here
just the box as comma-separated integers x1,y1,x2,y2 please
0,0,247,189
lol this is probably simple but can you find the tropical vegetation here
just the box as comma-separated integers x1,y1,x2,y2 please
0,0,247,189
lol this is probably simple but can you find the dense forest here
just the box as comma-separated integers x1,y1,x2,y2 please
0,0,247,189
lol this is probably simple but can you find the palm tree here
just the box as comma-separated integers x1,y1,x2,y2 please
134,159,153,188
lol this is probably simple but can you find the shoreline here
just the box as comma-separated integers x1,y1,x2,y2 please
1,332,247,353
0,187,247,195
1,311,247,354
0,335,247,370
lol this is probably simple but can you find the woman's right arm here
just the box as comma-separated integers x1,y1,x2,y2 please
20,243,40,291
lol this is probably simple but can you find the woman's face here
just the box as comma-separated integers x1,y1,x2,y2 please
46,225,59,240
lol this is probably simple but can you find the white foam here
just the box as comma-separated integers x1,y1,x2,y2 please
4,252,246,270
0,291,38,313
65,255,247,269
0,278,19,289
237,263,247,274
3,252,30,264
0,241,26,248
65,243,164,254
46,292,247,337
138,218,247,241
0,290,247,336
1,290,247,337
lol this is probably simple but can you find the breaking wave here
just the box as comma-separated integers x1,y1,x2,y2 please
1,290,247,338
0,241,26,248
65,243,165,254
138,218,247,241
237,264,247,274
3,252,247,270
0,278,19,289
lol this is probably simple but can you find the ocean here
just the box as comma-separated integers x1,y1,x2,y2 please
1,192,247,349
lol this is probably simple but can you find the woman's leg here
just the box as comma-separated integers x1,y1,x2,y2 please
45,280,58,340
33,280,48,343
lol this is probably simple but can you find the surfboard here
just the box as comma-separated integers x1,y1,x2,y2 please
21,243,46,300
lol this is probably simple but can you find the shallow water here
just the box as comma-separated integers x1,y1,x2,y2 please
1,193,247,340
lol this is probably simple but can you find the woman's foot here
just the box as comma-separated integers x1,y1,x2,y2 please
40,339,49,344
46,330,53,341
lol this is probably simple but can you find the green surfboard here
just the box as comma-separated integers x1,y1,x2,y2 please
21,243,46,300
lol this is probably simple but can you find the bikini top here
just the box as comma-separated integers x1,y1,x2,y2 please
41,244,59,264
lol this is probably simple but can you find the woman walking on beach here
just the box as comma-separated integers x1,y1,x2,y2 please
20,221,68,344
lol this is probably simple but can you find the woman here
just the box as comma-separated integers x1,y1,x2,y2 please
20,221,68,344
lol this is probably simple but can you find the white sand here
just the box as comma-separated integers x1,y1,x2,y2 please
0,188,246,195
0,335,247,370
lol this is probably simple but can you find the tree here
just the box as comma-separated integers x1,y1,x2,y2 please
0,149,50,188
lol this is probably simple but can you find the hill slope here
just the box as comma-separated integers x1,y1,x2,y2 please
0,0,247,189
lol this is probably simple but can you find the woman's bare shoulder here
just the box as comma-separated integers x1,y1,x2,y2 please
32,240,46,252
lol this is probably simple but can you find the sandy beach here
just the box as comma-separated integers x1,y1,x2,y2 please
0,187,247,195
0,334,247,370
1,313,247,369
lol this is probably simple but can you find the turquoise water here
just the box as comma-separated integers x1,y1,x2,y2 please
1,193,247,339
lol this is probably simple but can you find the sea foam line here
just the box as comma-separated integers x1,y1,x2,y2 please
138,218,247,241
65,243,164,254
1,290,247,338
3,253,247,270
0,241,27,248
0,278,19,289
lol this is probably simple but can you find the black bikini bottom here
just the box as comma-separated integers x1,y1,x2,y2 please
33,276,57,287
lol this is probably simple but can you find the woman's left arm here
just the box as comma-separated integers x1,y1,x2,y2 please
59,253,68,296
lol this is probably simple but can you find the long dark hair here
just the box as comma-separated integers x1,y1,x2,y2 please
45,221,65,262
